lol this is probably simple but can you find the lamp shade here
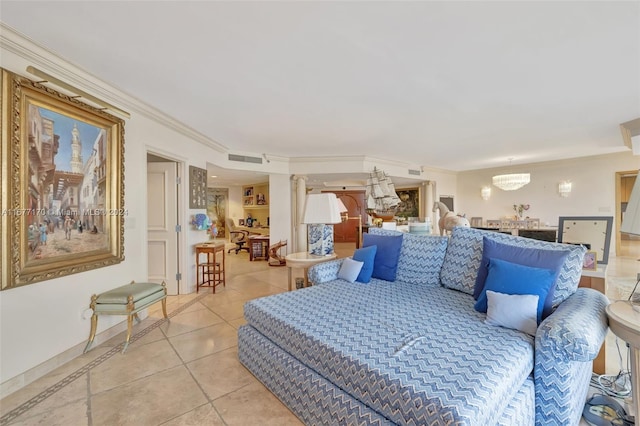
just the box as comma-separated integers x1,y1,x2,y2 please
621,173,640,236
302,193,342,224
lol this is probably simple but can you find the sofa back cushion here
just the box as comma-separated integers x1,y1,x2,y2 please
440,227,586,306
368,228,448,286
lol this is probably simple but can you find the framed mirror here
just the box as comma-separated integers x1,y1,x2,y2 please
557,216,614,265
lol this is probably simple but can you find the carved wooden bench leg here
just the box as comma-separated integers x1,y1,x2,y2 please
83,295,99,353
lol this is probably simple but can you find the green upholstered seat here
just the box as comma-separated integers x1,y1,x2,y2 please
96,282,163,304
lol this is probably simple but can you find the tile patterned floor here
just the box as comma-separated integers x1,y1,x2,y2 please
1,240,638,425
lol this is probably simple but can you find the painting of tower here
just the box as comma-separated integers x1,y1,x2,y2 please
69,123,83,173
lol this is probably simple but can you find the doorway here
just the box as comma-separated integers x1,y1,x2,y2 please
325,190,365,244
147,153,181,295
615,170,639,257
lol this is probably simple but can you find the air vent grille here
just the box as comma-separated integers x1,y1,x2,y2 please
408,169,421,176
228,154,262,164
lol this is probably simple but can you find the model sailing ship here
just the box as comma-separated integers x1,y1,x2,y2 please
365,168,401,221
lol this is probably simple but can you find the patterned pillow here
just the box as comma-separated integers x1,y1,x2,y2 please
441,227,585,307
368,228,448,286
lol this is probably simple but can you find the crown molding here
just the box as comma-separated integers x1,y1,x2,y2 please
1,23,447,176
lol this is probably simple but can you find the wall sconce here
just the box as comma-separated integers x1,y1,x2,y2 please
481,186,491,200
558,181,572,197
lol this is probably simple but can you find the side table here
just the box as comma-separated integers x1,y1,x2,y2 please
285,252,337,291
606,300,640,425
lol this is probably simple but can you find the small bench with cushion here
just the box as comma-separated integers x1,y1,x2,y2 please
83,281,168,353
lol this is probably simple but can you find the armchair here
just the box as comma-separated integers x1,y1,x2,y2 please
226,218,250,254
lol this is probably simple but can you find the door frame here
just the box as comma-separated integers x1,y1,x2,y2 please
146,150,185,294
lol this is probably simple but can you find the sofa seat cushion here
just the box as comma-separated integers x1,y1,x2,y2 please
441,227,586,307
244,281,534,425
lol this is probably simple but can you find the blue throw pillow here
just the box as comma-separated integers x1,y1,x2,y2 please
363,233,403,281
475,258,556,324
474,237,569,319
353,245,377,283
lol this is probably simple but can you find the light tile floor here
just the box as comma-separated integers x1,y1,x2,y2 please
1,240,638,425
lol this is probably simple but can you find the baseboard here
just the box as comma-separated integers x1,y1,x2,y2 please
0,320,130,399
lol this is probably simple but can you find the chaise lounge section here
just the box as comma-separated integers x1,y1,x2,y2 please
238,227,609,425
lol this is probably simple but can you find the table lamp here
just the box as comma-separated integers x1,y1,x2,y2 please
302,193,342,255
621,171,640,310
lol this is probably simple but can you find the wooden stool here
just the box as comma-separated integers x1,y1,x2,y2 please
196,241,225,293
84,281,168,354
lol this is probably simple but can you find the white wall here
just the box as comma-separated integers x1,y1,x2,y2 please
456,152,639,244
0,30,293,388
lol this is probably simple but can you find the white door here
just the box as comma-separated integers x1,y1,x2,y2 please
147,162,179,295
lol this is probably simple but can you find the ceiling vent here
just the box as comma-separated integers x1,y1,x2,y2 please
408,169,421,176
228,154,262,164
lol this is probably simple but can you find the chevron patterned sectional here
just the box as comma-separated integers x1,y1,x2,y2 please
238,226,609,425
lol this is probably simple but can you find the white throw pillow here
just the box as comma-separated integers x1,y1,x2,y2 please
338,258,364,283
485,290,539,336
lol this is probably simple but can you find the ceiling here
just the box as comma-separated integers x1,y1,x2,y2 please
2,1,639,185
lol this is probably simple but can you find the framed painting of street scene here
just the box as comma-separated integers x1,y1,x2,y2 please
1,69,125,289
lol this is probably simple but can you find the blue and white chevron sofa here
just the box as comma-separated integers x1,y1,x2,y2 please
238,226,609,425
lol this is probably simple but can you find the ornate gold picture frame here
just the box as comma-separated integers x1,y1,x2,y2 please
1,69,125,289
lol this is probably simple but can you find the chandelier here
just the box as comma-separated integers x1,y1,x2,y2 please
492,173,530,191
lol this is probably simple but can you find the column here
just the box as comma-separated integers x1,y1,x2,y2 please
424,181,435,234
293,175,307,252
